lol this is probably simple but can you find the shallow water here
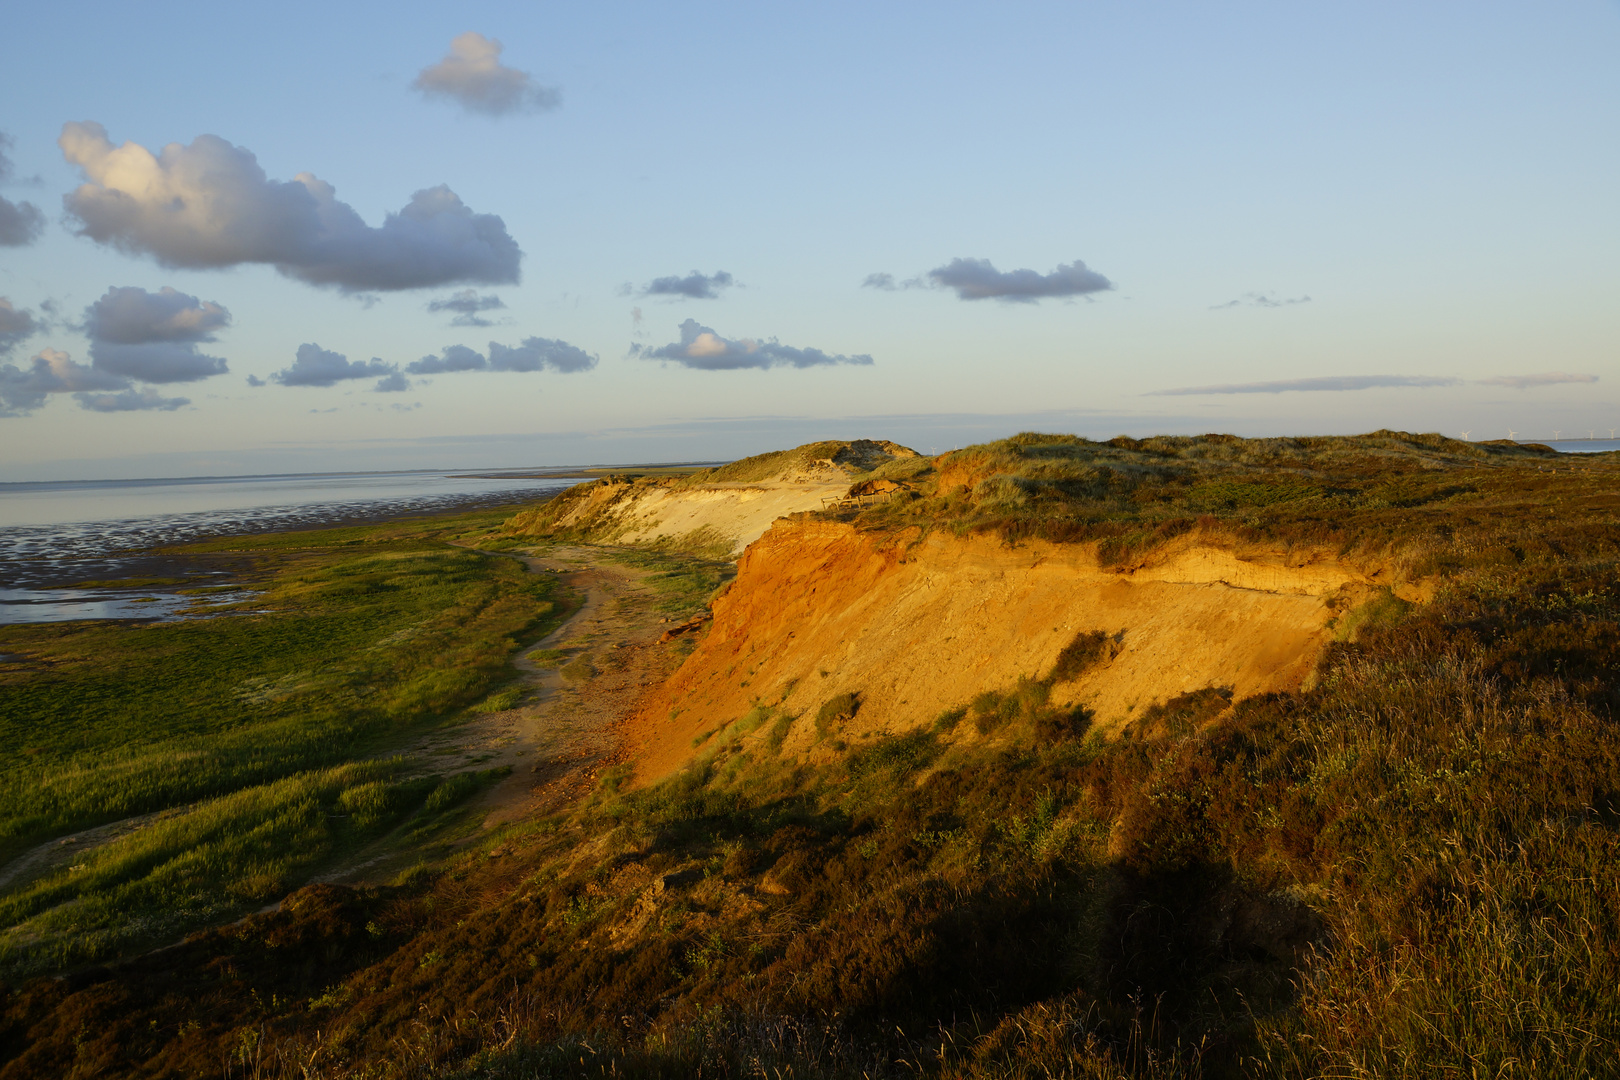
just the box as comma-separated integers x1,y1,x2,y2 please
0,470,575,624
1536,439,1620,454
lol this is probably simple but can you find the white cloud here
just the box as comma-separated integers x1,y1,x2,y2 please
640,270,734,300
1476,372,1598,390
1152,375,1460,395
270,344,399,388
0,348,133,417
0,133,44,247
407,337,598,375
0,298,39,356
427,289,506,327
75,387,189,412
926,258,1113,302
59,122,523,293
83,286,230,383
414,32,561,116
631,319,874,371
1211,292,1311,309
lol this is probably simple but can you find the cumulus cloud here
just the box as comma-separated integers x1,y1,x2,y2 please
489,338,596,372
427,289,506,327
0,348,134,417
0,134,45,247
83,286,230,383
861,272,899,291
1476,372,1598,390
630,319,874,371
1211,292,1311,310
270,344,399,388
59,122,523,293
1152,375,1460,396
414,32,561,116
926,257,1113,302
374,372,412,393
75,387,189,412
640,270,734,300
0,298,39,356
407,337,598,375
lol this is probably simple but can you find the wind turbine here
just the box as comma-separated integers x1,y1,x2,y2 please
1459,430,1471,441
1611,428,1618,439
1507,429,1518,440
1554,430,1562,440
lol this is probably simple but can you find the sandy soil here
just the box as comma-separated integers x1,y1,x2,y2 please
621,520,1431,784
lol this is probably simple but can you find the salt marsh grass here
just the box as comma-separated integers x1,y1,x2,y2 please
0,507,565,978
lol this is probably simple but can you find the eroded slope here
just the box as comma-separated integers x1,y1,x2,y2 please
622,519,1427,781
503,439,919,555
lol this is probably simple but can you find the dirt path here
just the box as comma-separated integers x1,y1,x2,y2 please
315,545,693,885
0,545,697,897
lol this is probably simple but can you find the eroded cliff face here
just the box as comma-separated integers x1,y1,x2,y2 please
505,440,920,556
623,519,1427,782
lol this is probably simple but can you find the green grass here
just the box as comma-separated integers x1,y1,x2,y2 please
6,439,1620,1078
597,546,736,615
0,507,567,978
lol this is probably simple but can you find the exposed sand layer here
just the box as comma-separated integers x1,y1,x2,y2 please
621,521,1429,783
560,480,851,555
505,439,922,556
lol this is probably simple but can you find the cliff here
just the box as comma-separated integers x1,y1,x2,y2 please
621,518,1427,782
504,439,921,555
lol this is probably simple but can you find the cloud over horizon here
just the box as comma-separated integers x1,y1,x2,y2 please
0,347,181,417
270,344,400,389
407,337,598,375
631,319,874,371
639,270,734,300
75,387,190,412
59,122,523,293
927,258,1113,302
1152,374,1461,395
1211,292,1312,309
83,286,230,384
0,298,39,356
1477,372,1598,390
427,289,506,327
414,32,561,116
0,134,45,247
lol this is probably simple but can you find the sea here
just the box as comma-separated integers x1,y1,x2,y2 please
0,469,581,624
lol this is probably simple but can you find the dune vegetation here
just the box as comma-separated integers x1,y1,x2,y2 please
2,433,1619,1078
0,507,566,981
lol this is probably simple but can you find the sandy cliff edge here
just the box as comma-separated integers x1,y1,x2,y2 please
620,519,1421,783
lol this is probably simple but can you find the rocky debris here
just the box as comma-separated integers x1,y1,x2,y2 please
658,611,712,643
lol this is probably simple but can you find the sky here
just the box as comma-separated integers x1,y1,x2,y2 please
1,0,1617,480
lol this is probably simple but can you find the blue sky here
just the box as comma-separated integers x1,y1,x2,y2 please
1,1,1617,479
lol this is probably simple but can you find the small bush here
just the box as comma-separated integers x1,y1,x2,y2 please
1335,588,1413,642
469,686,523,713
847,730,940,778
1048,629,1120,684
816,692,859,740
972,678,1050,734
766,712,797,752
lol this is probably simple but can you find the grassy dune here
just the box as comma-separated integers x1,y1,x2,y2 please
3,434,1620,1078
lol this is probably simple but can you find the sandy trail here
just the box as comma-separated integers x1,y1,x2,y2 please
316,544,689,884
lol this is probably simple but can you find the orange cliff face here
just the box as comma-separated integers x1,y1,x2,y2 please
621,517,1420,784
